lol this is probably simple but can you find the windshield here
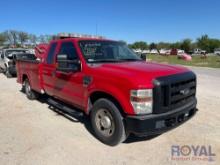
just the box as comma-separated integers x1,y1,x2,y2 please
5,49,27,57
79,41,141,63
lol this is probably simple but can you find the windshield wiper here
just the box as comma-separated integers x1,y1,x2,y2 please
87,58,142,63
118,58,142,61
87,59,122,63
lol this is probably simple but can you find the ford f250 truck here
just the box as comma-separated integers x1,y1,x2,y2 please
16,33,197,146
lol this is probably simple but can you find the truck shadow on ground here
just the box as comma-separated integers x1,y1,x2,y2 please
20,90,160,144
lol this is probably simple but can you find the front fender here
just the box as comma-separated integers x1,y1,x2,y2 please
86,83,134,115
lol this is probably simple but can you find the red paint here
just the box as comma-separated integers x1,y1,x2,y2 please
16,37,190,115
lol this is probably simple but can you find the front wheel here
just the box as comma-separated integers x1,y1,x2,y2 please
90,98,127,146
24,79,39,100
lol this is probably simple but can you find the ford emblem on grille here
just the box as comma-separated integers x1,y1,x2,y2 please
180,88,190,95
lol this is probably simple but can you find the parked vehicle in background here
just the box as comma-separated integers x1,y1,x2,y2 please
133,49,150,54
150,49,158,54
133,49,142,54
193,48,206,54
0,48,29,77
214,48,220,55
159,49,171,55
177,53,192,61
133,49,149,59
142,49,150,54
16,33,198,146
170,49,185,55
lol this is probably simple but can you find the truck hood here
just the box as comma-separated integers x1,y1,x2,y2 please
90,61,190,87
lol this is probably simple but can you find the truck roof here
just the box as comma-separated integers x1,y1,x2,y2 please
52,37,113,43
51,33,113,42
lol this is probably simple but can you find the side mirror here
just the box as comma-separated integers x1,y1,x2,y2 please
57,54,81,72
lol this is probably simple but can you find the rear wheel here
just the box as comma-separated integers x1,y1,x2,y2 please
90,98,127,146
5,67,12,78
24,79,39,100
0,67,3,73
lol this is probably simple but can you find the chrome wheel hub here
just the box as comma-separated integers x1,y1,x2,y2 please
100,116,111,129
25,82,31,95
95,109,115,137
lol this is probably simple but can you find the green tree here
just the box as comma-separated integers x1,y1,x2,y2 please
130,41,148,50
196,35,210,52
38,35,46,43
38,35,53,43
149,42,157,50
196,35,220,53
0,33,6,45
29,34,37,45
3,30,13,45
44,35,53,43
10,30,19,46
18,31,29,45
170,42,181,49
180,39,192,53
209,39,220,52
157,42,171,50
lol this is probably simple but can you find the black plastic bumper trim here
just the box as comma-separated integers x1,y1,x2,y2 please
125,100,197,136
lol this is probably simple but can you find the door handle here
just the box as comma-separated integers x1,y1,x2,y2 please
83,76,92,86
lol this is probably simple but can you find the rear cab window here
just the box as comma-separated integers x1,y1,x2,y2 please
47,42,58,64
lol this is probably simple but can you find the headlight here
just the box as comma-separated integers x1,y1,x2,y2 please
130,89,153,114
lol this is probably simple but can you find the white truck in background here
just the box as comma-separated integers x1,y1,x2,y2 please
0,48,30,77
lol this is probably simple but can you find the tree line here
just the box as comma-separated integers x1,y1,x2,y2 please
128,35,220,53
0,30,53,47
1,30,220,53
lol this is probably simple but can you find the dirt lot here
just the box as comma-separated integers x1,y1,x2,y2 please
0,67,219,165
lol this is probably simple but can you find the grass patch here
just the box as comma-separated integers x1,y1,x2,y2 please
147,54,220,68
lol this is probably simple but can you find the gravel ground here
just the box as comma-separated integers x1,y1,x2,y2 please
0,67,219,165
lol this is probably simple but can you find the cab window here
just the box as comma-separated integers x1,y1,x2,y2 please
58,42,79,60
47,42,57,64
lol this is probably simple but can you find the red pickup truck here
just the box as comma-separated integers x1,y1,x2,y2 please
16,34,197,146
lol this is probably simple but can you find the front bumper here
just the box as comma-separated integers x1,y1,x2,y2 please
125,99,197,136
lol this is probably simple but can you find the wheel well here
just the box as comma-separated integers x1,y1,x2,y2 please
89,91,125,117
22,74,28,84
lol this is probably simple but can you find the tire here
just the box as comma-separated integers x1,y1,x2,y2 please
24,79,39,100
5,67,12,78
90,98,127,146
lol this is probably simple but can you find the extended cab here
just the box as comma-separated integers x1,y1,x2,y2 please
16,34,197,146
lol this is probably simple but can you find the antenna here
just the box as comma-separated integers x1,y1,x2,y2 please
96,22,98,36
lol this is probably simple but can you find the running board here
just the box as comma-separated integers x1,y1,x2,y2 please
48,98,84,117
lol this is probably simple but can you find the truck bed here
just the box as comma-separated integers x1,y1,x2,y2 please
16,55,43,93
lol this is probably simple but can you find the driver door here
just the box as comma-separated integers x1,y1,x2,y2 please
53,41,85,108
